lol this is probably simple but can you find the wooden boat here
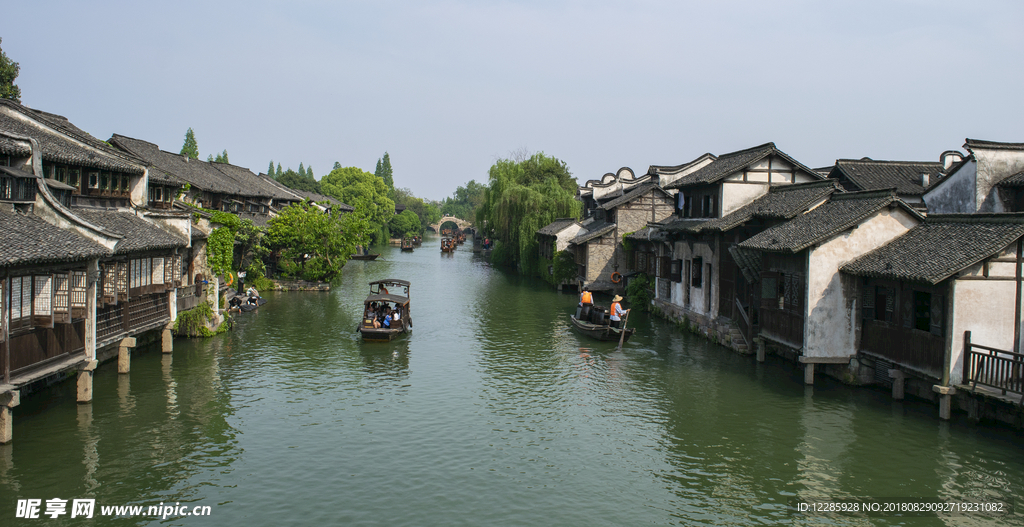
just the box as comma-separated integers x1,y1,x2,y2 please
401,238,414,251
440,238,456,252
359,279,412,341
239,297,267,312
350,253,380,261
412,236,422,246
569,308,634,342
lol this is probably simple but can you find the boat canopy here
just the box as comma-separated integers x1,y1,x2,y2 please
363,293,410,305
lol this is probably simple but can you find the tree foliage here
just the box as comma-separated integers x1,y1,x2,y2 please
477,152,580,275
208,149,229,163
267,160,276,178
0,38,21,102
441,179,487,220
180,128,199,159
394,187,441,233
321,166,394,243
388,209,421,237
375,152,395,200
267,200,372,281
278,168,322,194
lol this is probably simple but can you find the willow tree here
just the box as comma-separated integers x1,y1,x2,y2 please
477,152,580,275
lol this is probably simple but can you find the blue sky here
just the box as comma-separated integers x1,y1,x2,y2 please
5,0,1022,200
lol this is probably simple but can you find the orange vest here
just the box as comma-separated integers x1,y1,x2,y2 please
610,302,622,317
581,291,593,304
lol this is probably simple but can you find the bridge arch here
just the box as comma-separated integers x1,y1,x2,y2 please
429,215,473,232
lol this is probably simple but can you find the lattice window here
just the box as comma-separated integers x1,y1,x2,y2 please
33,275,52,316
130,259,140,289
103,264,117,298
141,258,150,287
152,257,164,285
118,261,128,296
10,276,27,323
70,271,87,310
53,273,69,314
164,256,174,285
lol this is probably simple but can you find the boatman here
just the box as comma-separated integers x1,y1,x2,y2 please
579,286,594,320
609,295,630,328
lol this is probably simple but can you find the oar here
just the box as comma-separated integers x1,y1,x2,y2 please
617,309,631,351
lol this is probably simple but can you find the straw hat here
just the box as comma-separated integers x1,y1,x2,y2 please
612,295,623,302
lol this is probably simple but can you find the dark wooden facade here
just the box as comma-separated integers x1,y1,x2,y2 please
759,252,806,348
858,277,948,378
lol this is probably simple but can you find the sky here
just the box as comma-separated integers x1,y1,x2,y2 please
4,0,1022,202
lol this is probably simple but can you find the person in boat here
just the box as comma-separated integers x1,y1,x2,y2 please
382,308,393,329
609,295,630,328
578,286,594,320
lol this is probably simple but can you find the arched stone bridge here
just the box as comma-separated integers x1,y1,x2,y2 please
429,215,473,232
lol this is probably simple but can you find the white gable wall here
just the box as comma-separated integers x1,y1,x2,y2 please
803,207,921,359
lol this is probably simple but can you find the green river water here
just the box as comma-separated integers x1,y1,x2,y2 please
1,234,1022,526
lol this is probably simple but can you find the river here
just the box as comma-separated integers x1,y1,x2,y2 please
2,234,1021,526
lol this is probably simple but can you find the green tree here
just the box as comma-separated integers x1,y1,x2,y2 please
298,162,306,179
267,200,373,281
333,161,342,170
0,38,21,102
268,160,276,178
375,152,395,199
388,209,421,238
477,152,580,275
321,166,395,243
277,162,283,176
210,150,228,163
441,179,487,220
278,168,322,194
181,128,199,159
394,187,441,233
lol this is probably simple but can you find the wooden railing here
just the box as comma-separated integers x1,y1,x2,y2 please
964,331,1024,397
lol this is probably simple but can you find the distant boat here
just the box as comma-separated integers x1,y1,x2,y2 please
401,238,415,251
350,253,380,261
441,238,456,252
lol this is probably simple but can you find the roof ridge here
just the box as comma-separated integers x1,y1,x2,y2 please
965,138,1024,151
836,158,943,167
927,212,1024,224
829,188,896,201
718,141,776,158
768,179,839,193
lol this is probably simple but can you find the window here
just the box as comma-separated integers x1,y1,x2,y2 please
691,257,703,287
875,286,895,323
914,291,931,331
122,175,131,192
88,171,99,189
69,169,80,189
670,259,682,282
100,172,110,191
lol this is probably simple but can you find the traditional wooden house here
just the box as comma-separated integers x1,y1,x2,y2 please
643,143,823,344
828,157,949,210
841,213,1024,416
734,189,923,384
0,103,194,443
109,134,300,215
569,182,676,291
536,218,583,261
634,180,840,350
924,139,1024,213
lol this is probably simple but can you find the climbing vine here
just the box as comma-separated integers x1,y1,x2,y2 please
626,272,653,312
207,227,234,276
173,302,225,337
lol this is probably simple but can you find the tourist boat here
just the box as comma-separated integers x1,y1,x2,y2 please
359,279,412,341
440,238,456,252
401,238,414,251
412,236,422,246
569,306,634,342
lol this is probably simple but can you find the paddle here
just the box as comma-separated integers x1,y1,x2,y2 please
616,309,631,351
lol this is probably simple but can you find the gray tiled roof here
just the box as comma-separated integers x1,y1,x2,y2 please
0,133,32,158
996,171,1024,187
109,134,291,200
571,221,616,245
739,189,921,253
965,138,1024,152
830,158,942,196
0,101,144,174
680,180,840,234
71,209,187,254
537,218,579,236
0,208,111,267
664,142,821,190
625,225,669,242
597,182,670,210
841,214,1024,284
